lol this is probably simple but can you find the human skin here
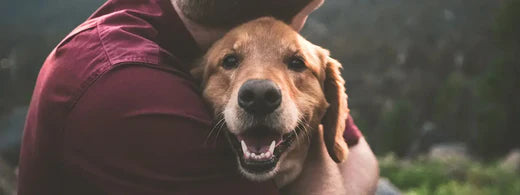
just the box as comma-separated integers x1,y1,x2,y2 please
281,130,379,195
171,0,380,194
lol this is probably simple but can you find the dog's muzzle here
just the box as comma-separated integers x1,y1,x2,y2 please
226,79,301,175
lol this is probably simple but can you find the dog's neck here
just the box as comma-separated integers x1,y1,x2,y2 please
172,1,227,51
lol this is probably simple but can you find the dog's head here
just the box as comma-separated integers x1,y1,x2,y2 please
194,17,349,181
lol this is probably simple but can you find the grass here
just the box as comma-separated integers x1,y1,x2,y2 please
379,154,520,195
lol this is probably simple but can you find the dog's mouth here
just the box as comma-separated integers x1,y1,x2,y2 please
227,125,301,174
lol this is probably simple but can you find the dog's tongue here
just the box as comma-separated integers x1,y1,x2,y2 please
237,132,282,153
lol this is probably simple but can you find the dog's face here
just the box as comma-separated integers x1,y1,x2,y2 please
195,17,349,181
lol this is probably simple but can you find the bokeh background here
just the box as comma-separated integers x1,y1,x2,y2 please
1,0,519,194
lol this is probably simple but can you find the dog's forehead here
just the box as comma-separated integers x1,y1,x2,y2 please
232,31,298,54
231,19,322,60
206,17,326,78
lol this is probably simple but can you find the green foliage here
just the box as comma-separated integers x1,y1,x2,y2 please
470,0,520,157
380,155,449,193
377,100,417,156
304,0,511,158
379,154,520,195
433,181,499,195
432,71,473,140
496,0,520,51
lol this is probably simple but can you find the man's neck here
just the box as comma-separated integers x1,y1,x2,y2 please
172,1,227,51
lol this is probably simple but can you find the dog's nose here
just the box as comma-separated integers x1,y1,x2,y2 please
238,79,282,115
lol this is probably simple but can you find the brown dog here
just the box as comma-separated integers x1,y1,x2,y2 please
192,17,349,187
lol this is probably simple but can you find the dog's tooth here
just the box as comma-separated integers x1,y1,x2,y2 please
265,151,271,158
241,140,248,154
269,140,275,154
260,153,266,158
245,151,251,159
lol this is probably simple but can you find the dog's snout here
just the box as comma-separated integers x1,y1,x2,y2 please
238,79,282,115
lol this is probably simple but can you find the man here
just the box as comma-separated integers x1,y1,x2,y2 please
18,0,379,194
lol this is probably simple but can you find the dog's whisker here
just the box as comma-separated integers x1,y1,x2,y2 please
300,125,310,144
293,119,300,145
213,114,228,143
205,113,225,145
211,115,225,133
213,120,227,144
295,118,307,146
298,117,311,144
295,125,303,146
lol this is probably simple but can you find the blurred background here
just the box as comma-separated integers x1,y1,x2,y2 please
1,0,519,194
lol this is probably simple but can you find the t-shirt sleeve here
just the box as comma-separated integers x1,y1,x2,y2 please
64,65,279,195
343,116,363,147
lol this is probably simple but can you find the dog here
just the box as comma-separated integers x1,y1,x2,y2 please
192,17,350,188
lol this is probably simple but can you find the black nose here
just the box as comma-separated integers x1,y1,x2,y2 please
238,79,282,115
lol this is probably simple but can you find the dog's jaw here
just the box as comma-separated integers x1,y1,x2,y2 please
236,141,310,186
237,157,280,181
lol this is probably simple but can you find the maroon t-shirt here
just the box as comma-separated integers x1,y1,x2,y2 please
17,0,362,194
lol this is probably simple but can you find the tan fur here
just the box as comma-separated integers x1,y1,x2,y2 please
192,17,349,187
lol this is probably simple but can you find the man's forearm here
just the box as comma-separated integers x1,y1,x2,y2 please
281,128,347,195
339,137,379,195
282,132,379,195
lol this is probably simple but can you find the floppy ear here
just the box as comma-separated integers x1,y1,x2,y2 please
190,57,205,82
190,57,210,87
322,57,350,163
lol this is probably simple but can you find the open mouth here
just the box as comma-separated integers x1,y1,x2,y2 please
227,125,301,174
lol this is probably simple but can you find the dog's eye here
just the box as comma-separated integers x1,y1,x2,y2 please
222,55,240,70
288,57,306,71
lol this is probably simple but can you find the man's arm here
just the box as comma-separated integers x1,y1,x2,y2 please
340,137,379,195
282,123,379,195
62,65,279,194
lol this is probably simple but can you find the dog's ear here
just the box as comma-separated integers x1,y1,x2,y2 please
322,55,349,163
190,57,205,82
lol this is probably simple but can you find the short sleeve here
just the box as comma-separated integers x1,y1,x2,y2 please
343,116,363,147
63,65,279,195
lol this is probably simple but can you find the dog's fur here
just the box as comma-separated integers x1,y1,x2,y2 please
192,17,349,187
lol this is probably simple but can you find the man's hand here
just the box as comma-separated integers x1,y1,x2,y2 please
281,127,379,195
